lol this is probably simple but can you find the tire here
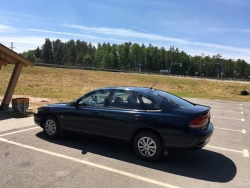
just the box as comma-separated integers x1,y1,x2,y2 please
43,115,60,138
190,145,205,150
133,131,162,162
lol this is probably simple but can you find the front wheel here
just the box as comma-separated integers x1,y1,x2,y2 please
133,131,162,161
43,115,60,138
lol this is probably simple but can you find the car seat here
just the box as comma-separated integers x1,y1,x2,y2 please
127,94,138,109
114,97,124,107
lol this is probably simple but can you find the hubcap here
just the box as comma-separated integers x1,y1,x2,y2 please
138,137,156,157
45,119,56,135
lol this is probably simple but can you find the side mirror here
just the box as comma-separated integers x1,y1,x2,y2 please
69,101,79,108
75,101,79,108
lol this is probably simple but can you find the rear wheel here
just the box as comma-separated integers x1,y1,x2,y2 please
190,145,205,150
133,131,162,161
43,115,60,138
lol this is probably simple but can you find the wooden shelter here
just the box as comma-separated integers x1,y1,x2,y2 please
0,43,34,110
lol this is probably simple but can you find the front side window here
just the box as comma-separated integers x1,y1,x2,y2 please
78,90,110,107
108,91,141,110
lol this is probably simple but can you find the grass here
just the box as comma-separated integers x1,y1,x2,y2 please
0,64,250,110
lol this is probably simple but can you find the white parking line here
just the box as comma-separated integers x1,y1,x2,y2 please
199,101,243,106
212,116,245,121
0,127,40,137
0,137,180,188
206,145,249,157
215,127,246,134
209,105,243,109
243,149,249,157
211,109,243,114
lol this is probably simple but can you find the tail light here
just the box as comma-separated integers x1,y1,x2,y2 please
189,111,210,129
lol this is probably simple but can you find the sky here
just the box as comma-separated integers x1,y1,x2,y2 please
1,0,250,63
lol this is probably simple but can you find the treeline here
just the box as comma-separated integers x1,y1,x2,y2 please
21,38,250,78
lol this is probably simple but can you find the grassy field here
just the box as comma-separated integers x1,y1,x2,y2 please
0,64,250,109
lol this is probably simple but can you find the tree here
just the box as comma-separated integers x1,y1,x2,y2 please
27,38,250,78
42,38,53,64
158,47,167,70
130,43,141,70
68,40,76,65
35,47,41,59
52,39,63,64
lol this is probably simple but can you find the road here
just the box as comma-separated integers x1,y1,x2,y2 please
0,98,249,188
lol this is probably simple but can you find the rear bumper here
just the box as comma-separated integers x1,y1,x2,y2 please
162,122,214,149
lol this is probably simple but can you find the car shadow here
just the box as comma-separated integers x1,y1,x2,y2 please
0,113,13,120
0,111,33,120
36,131,236,183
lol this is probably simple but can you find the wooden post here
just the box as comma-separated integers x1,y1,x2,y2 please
0,62,23,110
0,59,8,70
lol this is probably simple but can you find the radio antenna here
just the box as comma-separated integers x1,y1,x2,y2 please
150,82,157,89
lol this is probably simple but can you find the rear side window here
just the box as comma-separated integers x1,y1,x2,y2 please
108,91,142,110
154,90,194,108
141,96,161,110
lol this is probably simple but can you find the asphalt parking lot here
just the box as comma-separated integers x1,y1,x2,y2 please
0,98,249,188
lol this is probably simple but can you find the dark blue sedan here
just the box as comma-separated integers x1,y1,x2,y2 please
34,87,213,161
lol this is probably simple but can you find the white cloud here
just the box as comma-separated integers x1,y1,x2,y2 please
0,36,45,45
191,42,250,54
0,24,16,33
180,46,250,63
1,27,249,63
67,25,187,44
215,0,250,6
207,28,250,33
0,36,66,53
67,25,250,54
27,26,250,62
238,29,250,33
28,29,127,43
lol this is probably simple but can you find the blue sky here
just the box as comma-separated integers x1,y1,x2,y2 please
1,0,250,63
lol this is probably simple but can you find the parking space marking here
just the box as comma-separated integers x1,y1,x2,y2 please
243,149,249,157
0,137,180,188
206,145,249,157
211,109,243,114
215,127,246,134
212,116,245,121
199,101,243,106
0,127,40,137
209,105,243,109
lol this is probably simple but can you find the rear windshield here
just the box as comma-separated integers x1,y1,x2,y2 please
154,90,194,108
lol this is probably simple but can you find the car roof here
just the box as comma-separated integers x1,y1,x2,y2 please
95,86,154,94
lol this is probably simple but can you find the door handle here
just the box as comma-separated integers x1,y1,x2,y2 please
92,111,100,115
132,115,141,119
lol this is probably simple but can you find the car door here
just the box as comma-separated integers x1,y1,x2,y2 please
64,90,110,134
101,91,147,140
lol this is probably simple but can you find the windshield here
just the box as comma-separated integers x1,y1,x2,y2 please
154,90,194,108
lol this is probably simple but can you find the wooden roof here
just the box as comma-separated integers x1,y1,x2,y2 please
0,43,34,69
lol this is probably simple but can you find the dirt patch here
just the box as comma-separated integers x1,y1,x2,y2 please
0,95,61,111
